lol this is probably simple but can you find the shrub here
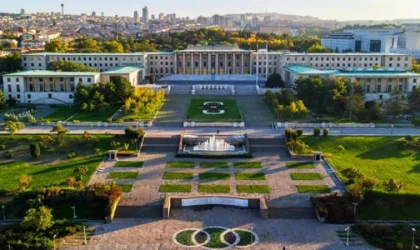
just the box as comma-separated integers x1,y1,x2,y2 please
67,152,76,159
405,135,414,142
0,144,6,150
383,178,404,192
323,128,329,136
110,141,120,149
30,142,41,158
311,194,355,223
337,145,345,152
124,126,144,141
313,127,321,136
66,177,76,187
21,206,53,231
4,149,14,159
296,129,303,137
18,174,32,190
3,113,18,122
341,167,364,181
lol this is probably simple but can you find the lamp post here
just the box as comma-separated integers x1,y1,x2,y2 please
83,226,87,245
345,227,350,246
391,124,394,135
1,205,5,221
412,228,416,250
53,234,57,250
71,206,77,220
353,203,358,217
250,226,253,246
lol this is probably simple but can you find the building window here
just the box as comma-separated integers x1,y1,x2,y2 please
7,85,11,92
366,85,371,92
69,94,73,99
377,85,381,92
88,78,91,83
60,78,64,81
7,78,10,82
414,79,418,83
48,94,52,98
17,94,20,99
27,94,31,99
16,85,20,92
388,85,392,92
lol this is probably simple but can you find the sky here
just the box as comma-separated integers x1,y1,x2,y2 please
2,0,420,21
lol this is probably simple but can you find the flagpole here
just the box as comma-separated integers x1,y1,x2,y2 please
256,42,259,87
266,43,269,81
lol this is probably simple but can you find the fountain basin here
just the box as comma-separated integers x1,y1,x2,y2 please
178,134,252,158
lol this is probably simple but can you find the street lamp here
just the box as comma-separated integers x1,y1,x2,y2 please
53,234,57,250
413,228,416,250
415,245,419,250
83,226,87,245
1,205,5,221
71,206,77,220
344,227,350,246
250,226,253,245
391,124,394,135
353,203,358,217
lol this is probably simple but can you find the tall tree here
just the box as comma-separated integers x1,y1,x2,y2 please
3,121,25,136
47,60,98,72
265,73,285,88
21,206,53,232
384,89,409,121
104,41,124,53
0,90,7,110
45,40,68,52
408,87,420,109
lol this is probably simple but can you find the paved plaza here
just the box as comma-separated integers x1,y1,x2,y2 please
65,207,372,250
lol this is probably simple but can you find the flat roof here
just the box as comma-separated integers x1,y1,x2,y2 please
331,72,420,77
285,65,337,75
4,70,100,77
283,52,410,56
23,52,147,56
102,66,143,75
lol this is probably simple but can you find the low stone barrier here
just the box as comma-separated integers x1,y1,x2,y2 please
277,122,375,128
183,121,245,127
163,195,268,219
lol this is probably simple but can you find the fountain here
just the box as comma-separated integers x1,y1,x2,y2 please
193,135,235,152
178,134,251,158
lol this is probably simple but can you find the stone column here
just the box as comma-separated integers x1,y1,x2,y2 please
233,54,236,75
241,54,244,74
182,53,186,75
174,55,178,74
216,54,219,75
224,53,227,75
199,53,202,74
190,53,193,75
208,54,211,74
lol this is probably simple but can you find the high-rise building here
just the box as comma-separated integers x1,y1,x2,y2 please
251,17,259,28
240,14,247,28
60,3,64,15
92,11,96,17
101,12,104,17
151,14,155,20
158,13,164,20
142,6,149,23
134,10,139,22
20,9,25,15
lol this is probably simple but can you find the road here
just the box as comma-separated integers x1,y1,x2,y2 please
3,125,420,137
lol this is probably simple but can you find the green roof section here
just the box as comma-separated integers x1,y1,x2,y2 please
4,70,100,77
102,66,143,75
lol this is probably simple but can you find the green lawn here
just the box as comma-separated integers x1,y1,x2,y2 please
234,162,263,169
119,184,133,192
159,184,192,193
163,172,194,180
107,172,138,179
198,185,231,193
167,161,195,168
114,161,144,168
175,230,196,246
204,228,229,248
200,162,230,168
236,230,257,246
291,173,323,180
199,172,231,180
286,162,315,169
296,185,331,193
44,105,121,122
302,136,420,193
187,99,242,121
0,135,116,192
237,185,271,194
235,172,266,180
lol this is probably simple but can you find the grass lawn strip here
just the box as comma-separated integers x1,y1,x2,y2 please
200,162,230,168
187,98,242,121
235,230,257,246
291,173,323,180
296,185,331,193
234,162,263,169
115,161,144,168
198,185,231,193
119,184,133,192
286,162,315,169
175,230,196,246
235,172,266,180
237,185,271,194
199,172,230,180
163,172,194,180
203,228,229,248
159,184,191,193
107,172,138,179
167,161,195,168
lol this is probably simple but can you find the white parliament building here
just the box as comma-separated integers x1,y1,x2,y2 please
2,44,420,104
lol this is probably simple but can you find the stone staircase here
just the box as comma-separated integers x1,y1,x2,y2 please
336,229,367,247
168,85,191,95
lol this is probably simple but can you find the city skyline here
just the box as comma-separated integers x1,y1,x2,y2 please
4,0,420,21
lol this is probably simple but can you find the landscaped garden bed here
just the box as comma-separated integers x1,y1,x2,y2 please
107,172,138,179
235,173,266,180
234,162,263,169
198,185,231,193
199,172,231,180
163,172,194,180
115,161,144,168
167,161,195,168
286,162,314,169
119,184,133,192
296,185,331,193
291,173,323,180
200,162,230,168
187,99,242,121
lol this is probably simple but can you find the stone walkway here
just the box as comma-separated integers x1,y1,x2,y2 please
64,207,374,250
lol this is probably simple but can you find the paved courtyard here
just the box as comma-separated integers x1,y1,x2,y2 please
65,207,373,250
